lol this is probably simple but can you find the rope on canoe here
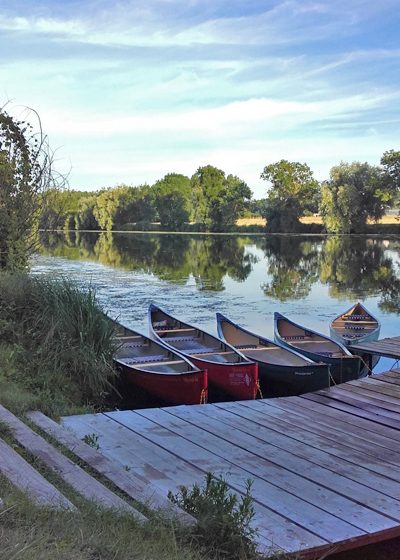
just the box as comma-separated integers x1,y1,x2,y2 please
256,379,263,399
390,360,400,371
199,388,207,404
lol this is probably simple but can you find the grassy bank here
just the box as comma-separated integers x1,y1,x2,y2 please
0,273,274,560
0,274,119,418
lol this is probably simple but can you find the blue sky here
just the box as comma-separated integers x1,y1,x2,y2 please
1,0,399,197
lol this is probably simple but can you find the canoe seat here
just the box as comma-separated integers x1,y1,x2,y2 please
284,335,306,340
121,355,166,364
185,347,221,355
345,325,366,330
236,344,258,349
164,336,196,343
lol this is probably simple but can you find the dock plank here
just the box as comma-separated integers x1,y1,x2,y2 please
136,407,396,535
267,396,400,450
0,437,75,510
191,402,400,509
65,411,326,553
0,406,146,521
29,411,193,525
303,392,400,429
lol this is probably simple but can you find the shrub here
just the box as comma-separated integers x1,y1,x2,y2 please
168,472,258,559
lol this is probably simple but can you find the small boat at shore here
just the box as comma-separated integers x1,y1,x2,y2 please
148,304,259,401
113,322,208,405
330,302,381,346
274,312,362,384
216,313,330,397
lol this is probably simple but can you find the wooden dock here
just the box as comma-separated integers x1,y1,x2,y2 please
352,336,400,366
62,369,400,558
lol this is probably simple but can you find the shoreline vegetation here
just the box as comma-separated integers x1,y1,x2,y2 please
0,274,271,560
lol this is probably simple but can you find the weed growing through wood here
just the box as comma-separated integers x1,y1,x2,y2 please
168,472,258,559
82,433,100,450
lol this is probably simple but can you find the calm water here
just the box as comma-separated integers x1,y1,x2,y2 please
32,231,400,373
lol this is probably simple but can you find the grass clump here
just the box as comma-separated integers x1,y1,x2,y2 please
169,473,259,560
0,475,206,560
0,273,118,417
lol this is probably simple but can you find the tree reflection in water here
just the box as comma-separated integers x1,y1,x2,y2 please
38,232,400,311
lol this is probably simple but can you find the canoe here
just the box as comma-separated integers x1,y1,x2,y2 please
330,302,381,345
148,304,259,401
216,313,330,397
274,312,362,384
113,322,208,405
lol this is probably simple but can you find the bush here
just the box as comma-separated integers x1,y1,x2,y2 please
0,274,118,416
168,473,258,559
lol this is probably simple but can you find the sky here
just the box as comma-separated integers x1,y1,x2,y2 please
0,0,399,198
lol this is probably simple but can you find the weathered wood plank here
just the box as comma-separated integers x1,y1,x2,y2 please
192,402,400,512
251,398,400,467
0,437,75,510
107,410,344,542
373,373,400,386
304,392,400,429
267,396,400,450
29,411,194,525
331,384,400,412
64,411,325,553
317,387,400,420
0,406,146,521
135,407,397,536
62,412,206,492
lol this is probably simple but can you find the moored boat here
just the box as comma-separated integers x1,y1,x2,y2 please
216,313,330,397
148,304,258,401
330,302,381,345
274,312,362,384
113,322,208,405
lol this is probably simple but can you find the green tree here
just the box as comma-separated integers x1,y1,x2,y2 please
208,175,252,232
153,173,192,229
381,149,400,195
190,165,226,225
260,160,320,232
320,161,394,233
190,166,252,231
75,195,98,230
0,108,64,270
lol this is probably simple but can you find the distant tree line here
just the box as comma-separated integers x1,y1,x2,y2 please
39,151,400,235
39,165,253,233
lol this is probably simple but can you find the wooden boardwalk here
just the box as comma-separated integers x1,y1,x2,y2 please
62,369,400,558
352,335,400,362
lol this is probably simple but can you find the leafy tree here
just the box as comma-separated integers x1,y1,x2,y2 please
381,149,400,194
0,108,64,270
320,161,395,233
190,166,252,231
153,173,192,229
260,160,320,232
208,175,252,232
75,195,98,230
190,165,226,225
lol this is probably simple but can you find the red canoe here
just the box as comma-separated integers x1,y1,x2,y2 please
113,322,208,405
148,304,258,401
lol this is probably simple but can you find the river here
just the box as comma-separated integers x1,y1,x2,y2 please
31,231,400,373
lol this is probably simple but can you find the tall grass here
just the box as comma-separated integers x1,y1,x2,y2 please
0,273,118,416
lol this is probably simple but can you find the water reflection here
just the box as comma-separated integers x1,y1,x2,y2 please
38,231,400,311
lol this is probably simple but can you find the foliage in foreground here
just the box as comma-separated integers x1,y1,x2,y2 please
0,273,118,417
0,475,202,560
169,473,259,559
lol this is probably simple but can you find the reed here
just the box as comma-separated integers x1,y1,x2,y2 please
0,273,118,416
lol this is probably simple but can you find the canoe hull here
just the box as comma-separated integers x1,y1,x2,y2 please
117,362,208,406
257,361,330,398
330,325,381,346
187,356,258,400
